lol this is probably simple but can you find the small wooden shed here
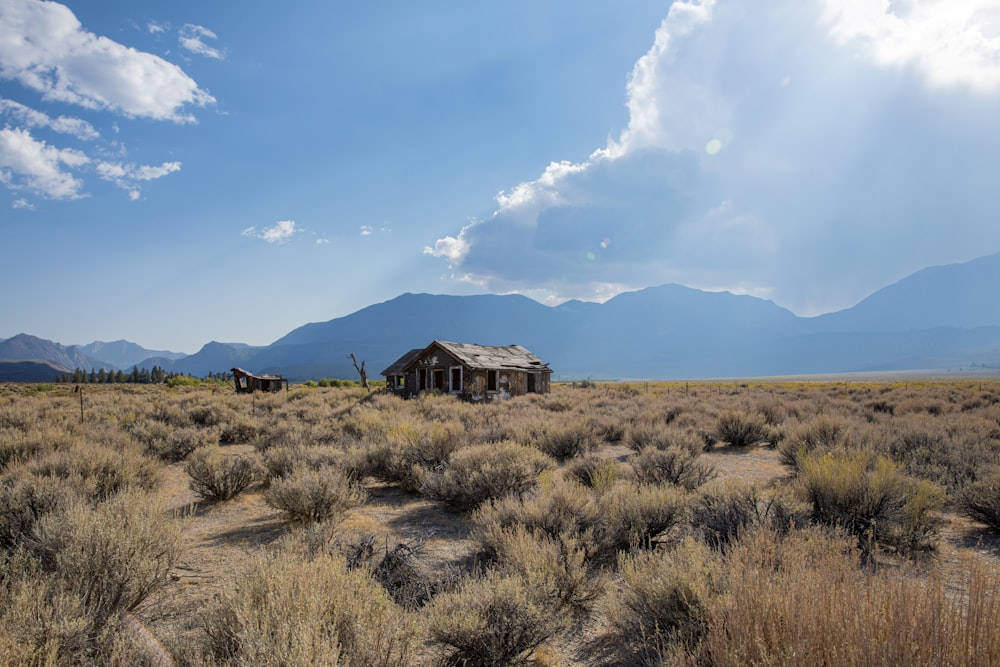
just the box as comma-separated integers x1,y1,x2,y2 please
381,341,551,399
231,367,288,394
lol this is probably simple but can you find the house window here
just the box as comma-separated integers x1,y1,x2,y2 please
450,366,462,393
417,368,428,390
433,369,446,391
487,370,497,391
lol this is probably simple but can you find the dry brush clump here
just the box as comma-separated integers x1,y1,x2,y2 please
1,491,181,664
185,446,264,501
264,465,368,524
601,538,718,665
957,471,1000,532
694,528,1000,665
797,449,944,556
426,569,569,667
420,441,555,508
714,409,772,447
631,444,717,490
200,546,418,667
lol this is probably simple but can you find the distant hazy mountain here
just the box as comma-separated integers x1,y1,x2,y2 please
78,340,185,369
7,253,1000,381
0,334,102,371
137,341,265,376
809,252,1000,332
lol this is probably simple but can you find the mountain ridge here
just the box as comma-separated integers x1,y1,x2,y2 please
5,253,1000,382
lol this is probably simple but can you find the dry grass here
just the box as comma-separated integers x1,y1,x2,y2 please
1,379,999,665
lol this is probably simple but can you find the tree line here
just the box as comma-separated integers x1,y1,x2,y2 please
55,366,224,385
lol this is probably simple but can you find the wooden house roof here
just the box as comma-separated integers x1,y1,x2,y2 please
435,341,549,371
416,340,550,373
380,348,423,376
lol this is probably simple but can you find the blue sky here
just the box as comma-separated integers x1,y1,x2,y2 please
1,0,999,353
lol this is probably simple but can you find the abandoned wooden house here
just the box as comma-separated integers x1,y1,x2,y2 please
231,367,288,394
381,341,551,399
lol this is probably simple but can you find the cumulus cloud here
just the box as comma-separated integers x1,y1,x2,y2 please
427,0,1000,315
823,0,1000,91
242,220,300,244
179,23,223,60
0,98,99,140
0,127,88,199
95,160,181,199
0,0,215,122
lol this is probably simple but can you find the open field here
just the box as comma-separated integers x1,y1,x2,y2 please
2,380,1000,665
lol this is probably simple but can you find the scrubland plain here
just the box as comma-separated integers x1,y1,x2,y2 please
2,379,1000,665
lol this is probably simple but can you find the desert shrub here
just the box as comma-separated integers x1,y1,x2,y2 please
187,402,227,427
185,447,263,501
885,414,999,492
563,452,623,490
490,524,602,612
715,410,770,447
473,479,601,560
147,425,211,462
421,441,554,509
0,474,77,551
631,445,716,489
692,483,803,548
0,567,91,665
603,539,716,665
697,528,1000,666
589,415,626,443
341,537,455,610
957,472,1000,532
535,422,599,460
594,481,690,560
29,444,160,501
261,444,301,480
779,414,850,468
264,444,370,483
201,549,417,667
0,427,60,469
264,466,367,524
626,422,674,452
219,416,259,444
427,570,568,667
752,398,787,426
798,449,943,556
28,492,181,640
368,422,464,492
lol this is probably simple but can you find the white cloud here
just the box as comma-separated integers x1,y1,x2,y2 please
95,159,181,198
0,0,215,122
0,127,88,198
823,0,1000,91
427,0,1000,315
11,197,33,210
147,22,165,34
360,225,373,236
179,23,223,60
242,220,300,244
0,98,98,140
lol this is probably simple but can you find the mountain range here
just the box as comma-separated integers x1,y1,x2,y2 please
4,252,1000,382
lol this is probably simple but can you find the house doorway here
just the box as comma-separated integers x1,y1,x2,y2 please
450,367,462,393
433,369,446,391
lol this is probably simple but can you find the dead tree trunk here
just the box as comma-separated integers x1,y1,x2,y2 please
349,353,370,391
